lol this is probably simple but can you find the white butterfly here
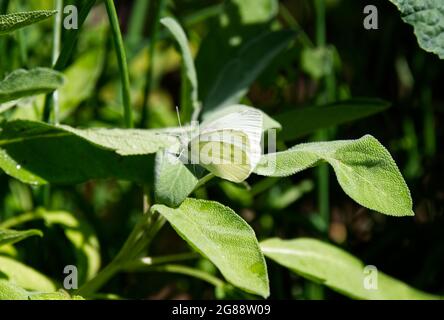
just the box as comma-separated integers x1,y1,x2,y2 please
171,109,263,183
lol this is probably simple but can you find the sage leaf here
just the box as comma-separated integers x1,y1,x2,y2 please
0,10,56,35
254,135,413,216
389,0,444,59
154,151,199,208
0,120,178,185
0,229,42,248
261,238,440,300
0,280,30,300
0,280,83,300
152,198,269,297
0,256,56,292
0,68,64,104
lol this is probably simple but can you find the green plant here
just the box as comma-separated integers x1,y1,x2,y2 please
0,0,442,300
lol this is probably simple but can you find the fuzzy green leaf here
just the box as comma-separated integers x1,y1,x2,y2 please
255,135,413,216
152,198,269,297
0,280,83,300
0,120,178,185
0,10,56,35
261,238,440,300
0,280,30,300
154,151,199,208
0,229,42,247
389,0,444,59
0,68,64,104
0,256,56,292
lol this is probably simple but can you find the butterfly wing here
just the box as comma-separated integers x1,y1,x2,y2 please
189,109,263,182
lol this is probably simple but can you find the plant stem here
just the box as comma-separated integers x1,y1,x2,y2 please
422,88,435,157
126,0,151,54
279,3,314,48
105,0,133,128
136,264,226,288
51,0,63,124
312,0,332,301
123,252,200,270
140,0,166,128
193,173,215,192
76,210,165,296
42,0,96,122
314,0,332,230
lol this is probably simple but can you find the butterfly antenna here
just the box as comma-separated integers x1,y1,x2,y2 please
176,106,182,129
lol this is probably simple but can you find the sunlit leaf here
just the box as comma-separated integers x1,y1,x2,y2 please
0,228,42,247
0,256,56,292
0,68,64,105
255,135,413,216
0,120,178,185
152,198,269,297
261,238,440,300
389,0,444,59
0,10,56,35
0,280,83,300
154,151,199,207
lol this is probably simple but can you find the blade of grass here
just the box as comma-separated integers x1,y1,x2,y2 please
51,0,63,124
42,0,96,122
140,0,166,128
126,0,150,54
105,0,133,128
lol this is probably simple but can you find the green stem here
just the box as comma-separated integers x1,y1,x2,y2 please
279,3,314,48
314,0,333,230
193,173,215,192
422,88,435,157
51,0,63,124
77,211,165,296
140,0,166,128
17,30,27,66
42,0,96,122
126,0,151,53
312,0,331,300
136,264,226,288
123,252,200,270
105,0,133,128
